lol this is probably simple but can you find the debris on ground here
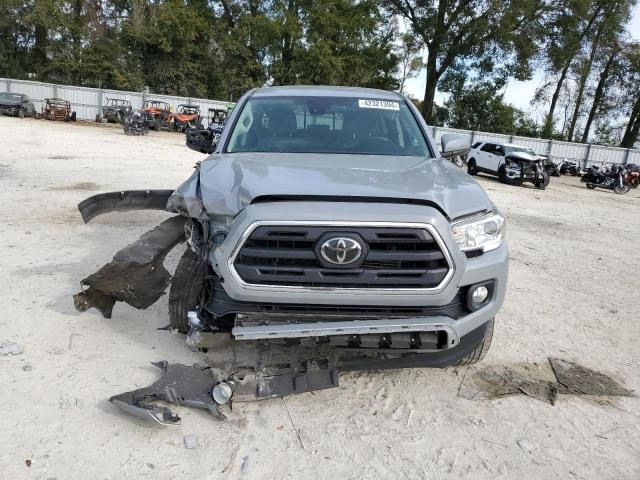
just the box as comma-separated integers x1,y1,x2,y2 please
549,357,633,397
458,363,558,405
0,342,24,355
517,438,535,453
109,357,339,426
73,215,186,318
183,435,198,449
459,358,634,404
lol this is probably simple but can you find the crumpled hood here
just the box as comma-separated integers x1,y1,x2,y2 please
506,151,538,162
168,153,493,220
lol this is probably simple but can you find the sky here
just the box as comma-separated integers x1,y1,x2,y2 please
403,4,640,115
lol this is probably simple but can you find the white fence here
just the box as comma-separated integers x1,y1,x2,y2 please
429,126,640,167
2,77,639,166
1,78,229,123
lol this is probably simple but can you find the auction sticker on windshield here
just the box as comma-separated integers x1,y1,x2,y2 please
358,99,400,111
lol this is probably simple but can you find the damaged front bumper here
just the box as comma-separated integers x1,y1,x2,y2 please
77,189,174,223
110,358,339,425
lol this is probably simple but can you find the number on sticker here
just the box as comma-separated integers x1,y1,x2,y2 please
358,99,400,111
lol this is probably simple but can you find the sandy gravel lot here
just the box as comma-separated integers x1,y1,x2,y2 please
1,117,639,480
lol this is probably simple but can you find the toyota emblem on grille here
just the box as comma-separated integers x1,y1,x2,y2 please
320,237,363,265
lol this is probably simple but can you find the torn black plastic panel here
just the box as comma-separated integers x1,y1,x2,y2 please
78,189,174,223
73,215,187,318
109,359,339,426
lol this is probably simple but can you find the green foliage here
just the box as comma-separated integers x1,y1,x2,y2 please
2,0,638,144
438,67,540,135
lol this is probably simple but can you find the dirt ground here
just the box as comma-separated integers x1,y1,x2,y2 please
1,117,639,480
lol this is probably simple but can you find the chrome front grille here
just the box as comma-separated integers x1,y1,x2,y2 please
232,224,451,289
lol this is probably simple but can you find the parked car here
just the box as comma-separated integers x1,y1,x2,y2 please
76,86,508,370
42,98,76,121
467,142,549,189
0,92,37,118
173,104,203,131
141,100,173,131
102,98,132,124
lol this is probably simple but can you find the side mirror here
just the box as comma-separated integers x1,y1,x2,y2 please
186,128,216,154
441,133,470,153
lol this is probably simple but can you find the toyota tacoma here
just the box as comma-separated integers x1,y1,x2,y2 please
75,86,508,369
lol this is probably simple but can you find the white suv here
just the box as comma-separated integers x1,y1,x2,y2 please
467,142,549,189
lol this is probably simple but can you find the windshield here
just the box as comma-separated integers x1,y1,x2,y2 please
0,93,22,101
226,96,429,156
504,145,536,156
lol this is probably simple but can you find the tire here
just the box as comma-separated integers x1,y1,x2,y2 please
71,111,76,121
18,109,24,119
154,119,161,131
498,165,507,184
467,159,478,175
455,318,494,366
586,184,596,189
535,170,550,190
168,248,208,333
613,185,630,195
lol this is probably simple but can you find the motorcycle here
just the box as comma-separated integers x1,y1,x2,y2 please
123,109,150,136
624,164,639,189
580,164,630,195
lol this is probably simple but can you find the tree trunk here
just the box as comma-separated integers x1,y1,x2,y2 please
581,49,617,143
34,24,47,72
542,63,570,138
279,0,297,85
567,21,605,141
421,48,438,124
542,5,605,138
620,97,640,148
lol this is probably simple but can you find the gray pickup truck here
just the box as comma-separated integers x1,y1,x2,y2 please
76,86,507,369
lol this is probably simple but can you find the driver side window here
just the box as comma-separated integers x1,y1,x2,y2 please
481,143,495,153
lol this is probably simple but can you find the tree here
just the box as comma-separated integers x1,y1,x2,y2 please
383,0,545,123
619,44,640,148
439,68,540,136
396,32,424,94
538,0,618,138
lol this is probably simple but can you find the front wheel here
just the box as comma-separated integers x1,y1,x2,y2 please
586,184,596,189
467,159,478,175
498,165,507,184
455,318,494,366
535,170,550,190
168,248,208,333
613,185,630,195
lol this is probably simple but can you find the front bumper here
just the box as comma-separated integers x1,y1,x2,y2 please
0,105,20,116
209,201,508,345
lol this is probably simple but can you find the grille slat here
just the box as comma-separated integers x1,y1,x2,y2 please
234,225,450,289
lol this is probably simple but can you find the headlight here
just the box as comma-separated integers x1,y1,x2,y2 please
451,211,505,253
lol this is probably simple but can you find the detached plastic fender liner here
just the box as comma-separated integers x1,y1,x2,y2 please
73,215,187,318
77,189,174,223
